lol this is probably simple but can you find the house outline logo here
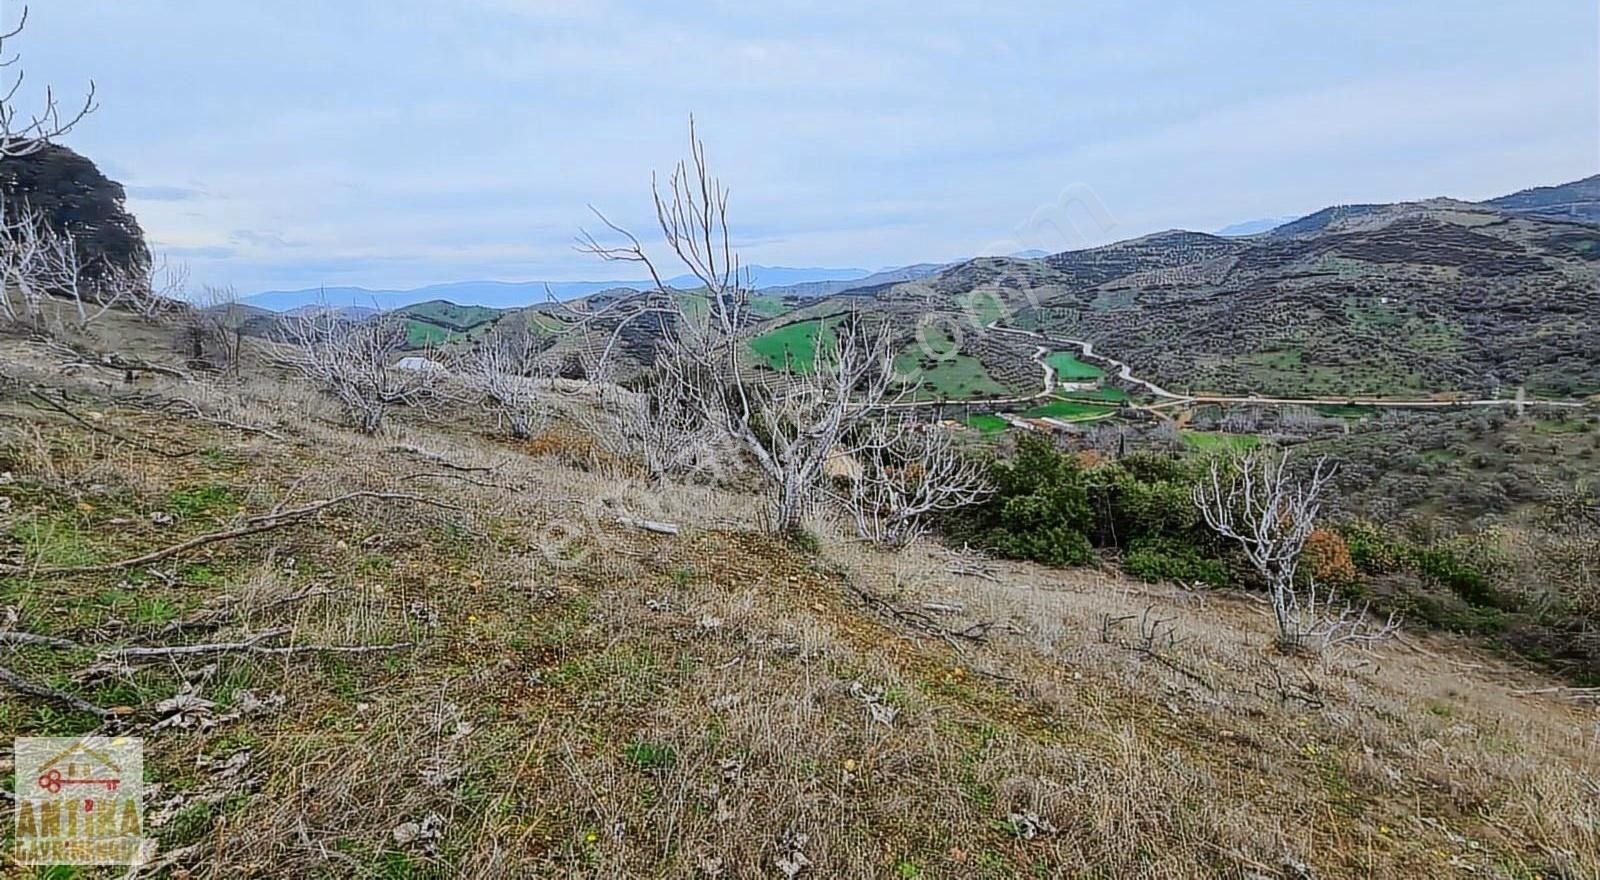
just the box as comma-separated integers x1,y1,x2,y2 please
13,736,150,867
34,740,126,798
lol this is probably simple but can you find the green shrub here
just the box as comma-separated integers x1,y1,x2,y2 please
1340,519,1409,574
1123,537,1231,586
941,436,1224,573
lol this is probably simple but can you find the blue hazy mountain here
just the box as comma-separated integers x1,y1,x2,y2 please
241,265,873,312
1216,216,1300,236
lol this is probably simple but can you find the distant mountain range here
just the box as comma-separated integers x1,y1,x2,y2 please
240,177,1599,313
1216,216,1299,236
240,252,1062,312
242,266,873,312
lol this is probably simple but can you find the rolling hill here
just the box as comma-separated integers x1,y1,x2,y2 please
1482,173,1600,224
860,178,1600,400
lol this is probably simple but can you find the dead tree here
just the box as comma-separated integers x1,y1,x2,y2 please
1193,448,1393,652
0,6,97,161
598,348,723,481
178,284,246,373
0,197,53,324
455,322,554,439
569,118,905,532
278,311,442,435
104,255,187,324
839,417,993,546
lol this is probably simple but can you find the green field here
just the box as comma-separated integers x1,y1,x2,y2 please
1181,431,1263,452
405,319,454,348
749,319,835,372
893,328,1010,400
397,301,502,330
748,294,793,318
1046,351,1105,381
1019,399,1115,421
965,413,1009,434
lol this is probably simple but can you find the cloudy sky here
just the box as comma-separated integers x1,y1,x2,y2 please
20,0,1599,294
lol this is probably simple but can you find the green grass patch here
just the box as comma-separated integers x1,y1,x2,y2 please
749,318,835,373
9,516,98,568
167,483,239,519
404,319,454,348
1181,431,1262,452
893,328,1009,400
965,414,1009,434
748,294,792,318
1045,351,1104,381
396,301,501,329
1059,386,1130,403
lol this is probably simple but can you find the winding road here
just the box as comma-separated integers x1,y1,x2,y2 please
986,322,1591,412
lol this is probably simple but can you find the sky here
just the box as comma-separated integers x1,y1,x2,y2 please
16,0,1600,294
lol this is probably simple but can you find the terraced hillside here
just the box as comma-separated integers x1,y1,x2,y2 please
907,197,1600,398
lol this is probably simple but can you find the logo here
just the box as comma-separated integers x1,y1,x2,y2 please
13,737,151,866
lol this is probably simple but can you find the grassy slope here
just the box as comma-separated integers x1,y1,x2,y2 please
397,301,503,330
0,322,1594,878
1044,351,1105,381
749,318,835,372
894,328,1010,400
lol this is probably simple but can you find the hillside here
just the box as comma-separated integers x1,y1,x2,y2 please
898,190,1600,399
1483,174,1600,225
1,310,1595,878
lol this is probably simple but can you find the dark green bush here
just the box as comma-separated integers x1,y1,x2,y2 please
1123,537,1231,586
941,436,1221,574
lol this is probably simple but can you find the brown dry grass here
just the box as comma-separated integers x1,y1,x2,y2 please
0,318,1596,878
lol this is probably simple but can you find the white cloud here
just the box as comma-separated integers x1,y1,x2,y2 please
18,0,1597,292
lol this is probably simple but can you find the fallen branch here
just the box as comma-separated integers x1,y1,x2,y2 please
846,580,992,645
1,631,81,649
154,586,341,638
23,491,462,576
164,398,288,441
25,388,200,459
615,515,679,535
1510,686,1600,703
0,663,109,717
388,444,496,473
110,628,290,659
106,628,414,660
399,471,524,492
1099,606,1216,692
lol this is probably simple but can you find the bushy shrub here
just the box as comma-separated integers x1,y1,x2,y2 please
955,435,1096,566
942,436,1222,575
1123,537,1230,586
1340,519,1409,573
1301,528,1357,589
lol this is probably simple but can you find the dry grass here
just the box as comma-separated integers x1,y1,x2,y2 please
0,316,1596,878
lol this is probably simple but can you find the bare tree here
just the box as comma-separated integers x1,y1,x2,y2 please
0,6,97,161
569,119,906,532
278,311,443,434
0,196,54,324
1193,448,1395,652
456,321,555,439
839,417,993,546
178,284,246,373
598,349,723,481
